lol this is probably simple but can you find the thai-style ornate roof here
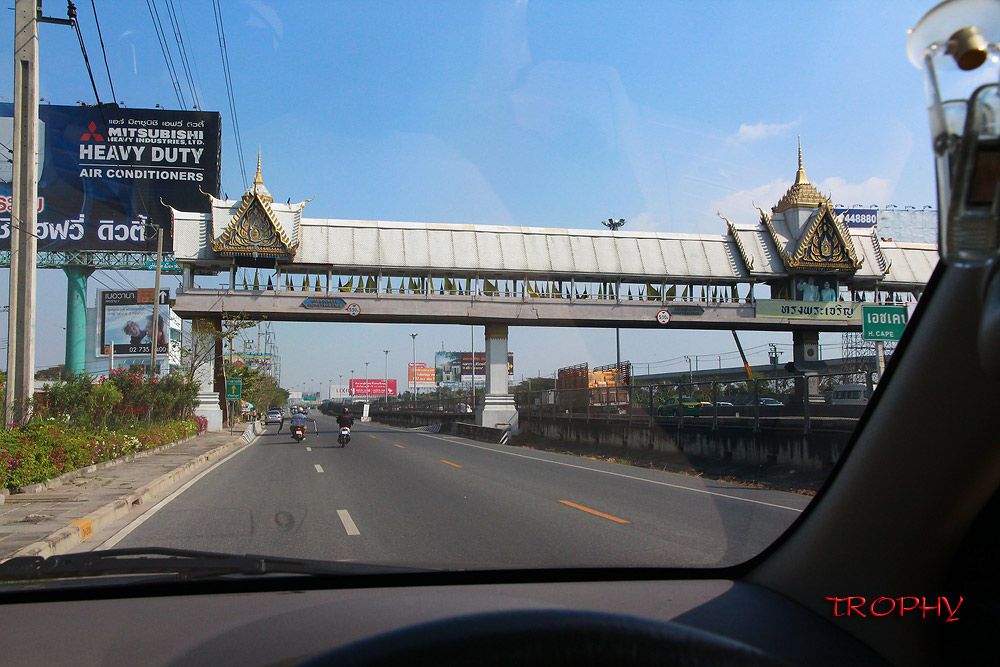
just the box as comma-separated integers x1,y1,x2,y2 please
773,139,829,213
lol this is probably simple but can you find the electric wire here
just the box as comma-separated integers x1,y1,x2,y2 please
72,5,104,107
89,0,116,105
212,0,248,188
145,0,186,108
163,0,201,109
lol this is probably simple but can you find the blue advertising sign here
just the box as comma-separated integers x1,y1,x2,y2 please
833,208,878,227
0,104,221,252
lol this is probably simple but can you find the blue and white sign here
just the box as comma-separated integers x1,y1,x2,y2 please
833,208,878,227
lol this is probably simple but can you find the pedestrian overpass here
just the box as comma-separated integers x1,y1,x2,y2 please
169,152,936,431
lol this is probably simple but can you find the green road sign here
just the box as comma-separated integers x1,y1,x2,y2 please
145,258,181,272
225,378,242,401
862,305,909,341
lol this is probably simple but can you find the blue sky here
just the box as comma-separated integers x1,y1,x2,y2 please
1,1,938,392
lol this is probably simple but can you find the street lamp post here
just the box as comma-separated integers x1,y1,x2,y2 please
383,349,390,403
339,374,343,401
365,361,369,401
409,332,418,401
350,370,355,401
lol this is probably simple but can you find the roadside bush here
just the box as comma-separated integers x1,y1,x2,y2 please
0,418,200,490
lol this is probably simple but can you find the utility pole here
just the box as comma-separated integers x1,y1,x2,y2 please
149,224,163,378
7,0,39,426
409,332,418,399
364,361,369,401
383,349,389,403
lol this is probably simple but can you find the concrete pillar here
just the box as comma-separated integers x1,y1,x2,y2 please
792,329,823,402
476,324,517,431
192,316,224,431
63,266,94,377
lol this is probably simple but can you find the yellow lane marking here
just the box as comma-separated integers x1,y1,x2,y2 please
369,435,377,439
440,460,463,468
394,444,406,449
558,500,630,524
71,519,94,541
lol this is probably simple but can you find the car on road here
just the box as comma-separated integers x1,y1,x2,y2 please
656,397,702,417
755,397,783,407
263,409,283,425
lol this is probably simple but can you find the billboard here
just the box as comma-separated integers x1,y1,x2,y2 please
0,104,221,252
435,351,515,386
99,289,170,357
408,364,436,388
350,378,397,397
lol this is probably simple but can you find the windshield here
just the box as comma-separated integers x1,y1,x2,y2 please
0,1,937,582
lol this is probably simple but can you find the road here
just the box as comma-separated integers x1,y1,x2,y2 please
89,413,812,569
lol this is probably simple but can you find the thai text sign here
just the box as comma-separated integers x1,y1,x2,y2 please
862,305,909,341
350,378,397,396
99,289,170,356
756,299,861,321
0,104,220,252
408,365,437,388
225,378,242,401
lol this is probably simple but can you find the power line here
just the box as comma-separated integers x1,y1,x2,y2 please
71,2,104,107
212,0,248,188
146,0,186,108
163,0,201,109
89,0,117,104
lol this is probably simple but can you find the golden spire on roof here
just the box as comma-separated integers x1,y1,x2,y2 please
254,147,263,186
249,147,273,203
774,137,827,213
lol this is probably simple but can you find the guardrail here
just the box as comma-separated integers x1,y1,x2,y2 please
515,371,876,435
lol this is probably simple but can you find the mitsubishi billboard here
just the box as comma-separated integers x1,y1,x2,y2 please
0,104,221,252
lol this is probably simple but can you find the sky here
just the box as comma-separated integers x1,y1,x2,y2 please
0,1,939,394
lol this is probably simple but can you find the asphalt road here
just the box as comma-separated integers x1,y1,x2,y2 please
98,414,812,569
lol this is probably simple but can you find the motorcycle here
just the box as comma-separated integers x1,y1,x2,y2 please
291,423,306,442
338,426,351,447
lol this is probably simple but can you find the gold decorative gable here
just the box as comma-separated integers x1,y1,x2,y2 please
783,204,861,271
211,189,298,258
211,151,298,259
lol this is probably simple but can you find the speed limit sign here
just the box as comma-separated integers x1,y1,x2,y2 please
655,309,671,325
347,303,361,317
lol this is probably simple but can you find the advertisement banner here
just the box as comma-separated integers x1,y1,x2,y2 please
350,378,397,397
756,299,861,321
99,289,170,356
408,365,436,388
436,351,515,386
0,104,221,252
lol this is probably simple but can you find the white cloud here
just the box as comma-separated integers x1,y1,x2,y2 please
710,176,893,225
730,120,798,143
627,212,662,232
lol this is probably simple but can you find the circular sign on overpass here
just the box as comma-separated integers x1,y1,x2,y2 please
655,309,671,325
347,303,361,317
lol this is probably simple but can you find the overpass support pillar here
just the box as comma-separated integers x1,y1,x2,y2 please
477,324,517,431
792,330,823,403
192,316,224,431
63,266,94,377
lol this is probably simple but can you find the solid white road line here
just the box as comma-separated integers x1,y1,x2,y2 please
416,433,803,513
314,464,325,473
337,509,360,535
101,443,254,549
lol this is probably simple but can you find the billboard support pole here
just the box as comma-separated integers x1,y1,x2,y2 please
63,265,94,377
7,0,39,427
149,226,163,377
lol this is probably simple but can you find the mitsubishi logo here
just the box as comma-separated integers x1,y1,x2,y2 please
80,121,104,141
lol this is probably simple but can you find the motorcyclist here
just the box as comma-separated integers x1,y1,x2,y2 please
337,407,354,429
280,407,314,434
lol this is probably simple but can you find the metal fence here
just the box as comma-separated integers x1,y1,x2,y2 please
515,371,876,434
